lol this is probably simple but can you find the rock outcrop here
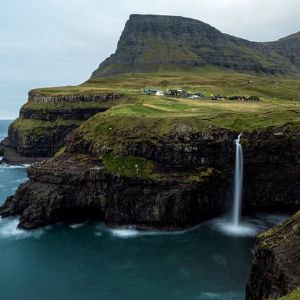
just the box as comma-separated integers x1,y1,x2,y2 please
91,14,300,77
1,123,299,229
0,153,229,230
1,91,125,164
246,211,300,300
265,32,300,69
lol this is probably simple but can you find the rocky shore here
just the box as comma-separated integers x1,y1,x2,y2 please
1,124,299,229
246,211,300,300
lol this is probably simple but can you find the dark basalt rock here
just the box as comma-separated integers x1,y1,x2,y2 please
7,122,78,158
2,92,124,163
0,126,299,229
246,211,300,300
0,154,230,230
91,14,300,77
27,92,121,103
19,107,107,121
265,32,300,68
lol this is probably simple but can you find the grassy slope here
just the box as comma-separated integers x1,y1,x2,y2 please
11,118,82,135
17,70,300,143
74,95,299,158
279,288,300,300
32,69,300,101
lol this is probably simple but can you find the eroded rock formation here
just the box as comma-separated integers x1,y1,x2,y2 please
0,91,124,164
92,14,300,77
1,125,299,229
246,211,300,300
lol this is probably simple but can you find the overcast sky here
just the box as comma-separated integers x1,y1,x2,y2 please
0,0,299,118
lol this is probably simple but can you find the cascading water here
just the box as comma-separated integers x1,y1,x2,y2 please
232,133,243,226
213,133,256,236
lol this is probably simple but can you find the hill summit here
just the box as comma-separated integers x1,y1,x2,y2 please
91,14,300,78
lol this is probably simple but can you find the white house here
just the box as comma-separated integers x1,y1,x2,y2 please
156,90,164,96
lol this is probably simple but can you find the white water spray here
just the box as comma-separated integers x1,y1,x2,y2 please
232,133,243,226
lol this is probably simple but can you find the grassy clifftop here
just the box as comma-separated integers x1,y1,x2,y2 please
9,70,300,160
32,69,300,100
74,93,300,154
23,70,298,156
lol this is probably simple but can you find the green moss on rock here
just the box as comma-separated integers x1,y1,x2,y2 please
102,153,158,179
189,167,221,183
279,287,300,300
258,210,300,250
10,118,82,136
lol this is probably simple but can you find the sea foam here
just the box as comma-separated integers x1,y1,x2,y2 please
0,217,44,240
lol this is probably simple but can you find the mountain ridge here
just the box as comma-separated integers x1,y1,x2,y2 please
91,14,300,77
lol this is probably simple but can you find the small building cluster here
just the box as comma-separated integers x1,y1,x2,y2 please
144,88,205,99
143,88,260,101
210,95,260,101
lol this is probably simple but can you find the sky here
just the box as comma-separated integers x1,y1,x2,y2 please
0,0,299,119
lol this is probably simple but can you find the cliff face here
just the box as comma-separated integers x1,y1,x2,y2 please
265,32,300,68
0,91,124,164
246,211,300,300
91,14,299,77
1,124,299,229
0,153,229,230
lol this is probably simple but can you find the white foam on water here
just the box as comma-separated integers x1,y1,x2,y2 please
212,214,290,238
197,291,240,299
0,163,30,169
0,217,44,240
93,214,290,239
10,178,27,184
69,222,88,229
216,222,257,237
93,223,204,239
212,217,258,237
110,228,140,238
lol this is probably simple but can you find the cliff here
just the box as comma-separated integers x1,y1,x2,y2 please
0,89,126,164
1,104,299,229
246,211,300,300
91,14,300,77
265,32,300,69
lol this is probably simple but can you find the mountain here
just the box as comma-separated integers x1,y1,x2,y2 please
91,14,300,78
265,32,300,67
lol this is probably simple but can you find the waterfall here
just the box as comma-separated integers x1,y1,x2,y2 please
213,133,256,236
232,133,243,226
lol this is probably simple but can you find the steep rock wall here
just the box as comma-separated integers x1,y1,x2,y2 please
1,92,124,163
1,126,299,229
246,211,300,300
0,154,229,229
92,14,299,77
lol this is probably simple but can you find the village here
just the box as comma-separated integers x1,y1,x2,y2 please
143,88,260,101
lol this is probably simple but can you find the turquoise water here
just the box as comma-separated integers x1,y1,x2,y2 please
0,120,286,300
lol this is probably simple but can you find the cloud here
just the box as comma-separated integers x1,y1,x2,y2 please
0,0,299,118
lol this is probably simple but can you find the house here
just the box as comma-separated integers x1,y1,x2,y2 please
155,90,164,96
144,88,164,96
169,89,185,97
144,88,158,95
188,94,200,99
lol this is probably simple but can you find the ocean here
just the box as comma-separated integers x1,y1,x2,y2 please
0,120,287,300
